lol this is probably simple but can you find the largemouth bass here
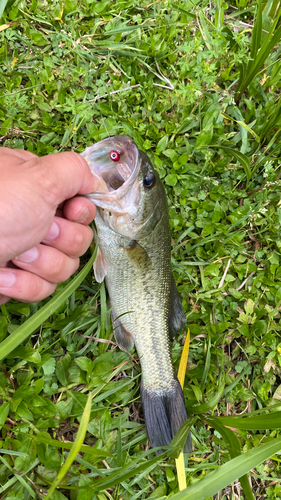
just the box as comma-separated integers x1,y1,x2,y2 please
82,135,192,454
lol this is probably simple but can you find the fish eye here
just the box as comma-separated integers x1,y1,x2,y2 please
143,172,155,188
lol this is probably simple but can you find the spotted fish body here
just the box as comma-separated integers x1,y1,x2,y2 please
82,136,192,453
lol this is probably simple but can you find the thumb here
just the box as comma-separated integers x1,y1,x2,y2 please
31,151,99,207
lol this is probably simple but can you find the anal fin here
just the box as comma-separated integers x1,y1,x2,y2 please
111,309,134,351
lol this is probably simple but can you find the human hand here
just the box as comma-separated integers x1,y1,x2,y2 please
0,148,98,305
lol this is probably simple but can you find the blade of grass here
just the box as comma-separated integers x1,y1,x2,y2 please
33,432,112,458
223,366,252,396
168,437,281,499
198,12,213,50
178,329,190,387
0,458,40,493
0,22,10,31
0,246,97,362
236,8,281,99
44,391,92,499
168,419,195,459
104,23,145,35
0,0,9,19
176,329,191,491
92,451,166,491
259,96,281,142
200,332,211,392
189,376,225,414
213,411,281,429
170,3,196,20
204,417,255,500
207,145,252,184
249,0,262,72
0,455,37,497
214,0,224,28
176,453,187,492
117,424,122,468
0,449,29,456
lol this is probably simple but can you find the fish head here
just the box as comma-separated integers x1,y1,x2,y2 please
81,135,166,239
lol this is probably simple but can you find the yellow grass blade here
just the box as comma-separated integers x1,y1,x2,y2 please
178,329,190,387
0,24,10,32
176,452,187,492
176,329,190,491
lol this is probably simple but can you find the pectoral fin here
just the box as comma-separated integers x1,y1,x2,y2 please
168,275,187,338
93,246,107,283
122,240,151,267
111,309,134,351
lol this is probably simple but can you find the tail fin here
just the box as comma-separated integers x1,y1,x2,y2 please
141,379,192,455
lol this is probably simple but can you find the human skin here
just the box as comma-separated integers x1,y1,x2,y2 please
0,148,99,305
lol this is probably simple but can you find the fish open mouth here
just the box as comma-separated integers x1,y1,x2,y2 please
81,135,139,197
101,159,132,192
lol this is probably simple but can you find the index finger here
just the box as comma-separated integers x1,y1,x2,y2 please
62,196,96,224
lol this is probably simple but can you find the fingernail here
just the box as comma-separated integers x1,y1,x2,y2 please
44,221,60,241
0,271,16,287
15,246,39,263
74,206,90,223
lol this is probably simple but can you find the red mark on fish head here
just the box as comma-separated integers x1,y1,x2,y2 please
110,150,120,162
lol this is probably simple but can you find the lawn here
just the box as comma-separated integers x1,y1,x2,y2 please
1,0,281,498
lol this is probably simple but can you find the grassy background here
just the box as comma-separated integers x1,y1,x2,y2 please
1,0,281,498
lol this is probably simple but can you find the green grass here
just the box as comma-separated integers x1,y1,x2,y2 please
1,0,281,498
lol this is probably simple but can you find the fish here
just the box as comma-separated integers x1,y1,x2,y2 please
81,135,192,454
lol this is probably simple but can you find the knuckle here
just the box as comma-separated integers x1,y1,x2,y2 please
27,274,46,299
71,228,86,255
38,283,57,301
47,252,66,280
51,255,79,282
